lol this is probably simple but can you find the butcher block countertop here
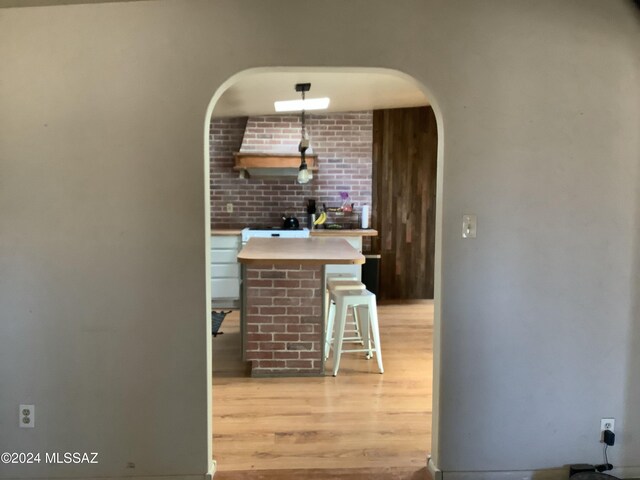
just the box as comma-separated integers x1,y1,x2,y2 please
211,228,377,236
211,229,244,235
310,229,377,237
237,238,365,266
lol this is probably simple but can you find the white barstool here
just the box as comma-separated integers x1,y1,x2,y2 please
324,273,359,318
325,274,359,284
324,275,366,345
326,289,383,376
326,273,358,281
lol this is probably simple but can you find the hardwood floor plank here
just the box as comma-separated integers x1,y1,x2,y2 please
213,466,430,480
212,303,433,474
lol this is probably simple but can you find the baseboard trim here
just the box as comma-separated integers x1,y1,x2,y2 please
432,465,640,480
427,456,442,480
206,458,217,479
438,468,565,480
5,474,211,480
612,466,640,478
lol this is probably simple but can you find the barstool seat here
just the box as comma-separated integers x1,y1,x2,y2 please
324,277,366,345
325,289,383,376
327,278,365,290
326,273,358,281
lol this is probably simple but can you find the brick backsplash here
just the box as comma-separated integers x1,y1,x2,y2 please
244,265,323,376
209,112,372,229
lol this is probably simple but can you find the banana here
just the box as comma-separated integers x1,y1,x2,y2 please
314,212,327,225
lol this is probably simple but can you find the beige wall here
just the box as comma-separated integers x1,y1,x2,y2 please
0,1,638,478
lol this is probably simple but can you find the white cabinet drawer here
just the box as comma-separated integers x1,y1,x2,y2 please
211,278,240,299
210,236,241,301
210,248,238,264
211,235,240,249
212,263,240,278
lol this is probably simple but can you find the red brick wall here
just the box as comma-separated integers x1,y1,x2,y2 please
244,265,323,376
209,112,372,229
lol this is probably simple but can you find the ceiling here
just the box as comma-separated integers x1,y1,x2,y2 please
212,71,429,118
0,0,150,7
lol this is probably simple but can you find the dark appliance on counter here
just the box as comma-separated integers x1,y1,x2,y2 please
282,215,300,229
306,199,317,229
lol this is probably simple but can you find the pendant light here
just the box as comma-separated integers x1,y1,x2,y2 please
296,83,312,184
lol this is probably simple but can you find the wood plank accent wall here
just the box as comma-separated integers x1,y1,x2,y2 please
371,107,437,299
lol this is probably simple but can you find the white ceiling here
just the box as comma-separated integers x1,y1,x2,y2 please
0,0,150,7
212,71,430,117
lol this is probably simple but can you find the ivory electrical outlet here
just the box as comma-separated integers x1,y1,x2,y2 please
226,203,233,213
19,404,34,428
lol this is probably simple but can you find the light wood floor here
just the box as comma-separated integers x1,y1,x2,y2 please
211,301,433,478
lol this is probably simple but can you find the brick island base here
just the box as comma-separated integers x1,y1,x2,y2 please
244,264,324,377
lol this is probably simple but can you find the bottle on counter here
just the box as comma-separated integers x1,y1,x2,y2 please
361,205,370,229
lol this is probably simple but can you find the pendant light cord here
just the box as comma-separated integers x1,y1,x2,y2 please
299,89,307,166
301,89,306,139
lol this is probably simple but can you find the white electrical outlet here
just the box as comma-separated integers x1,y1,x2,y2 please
226,203,233,213
19,404,35,428
601,418,615,432
601,418,615,441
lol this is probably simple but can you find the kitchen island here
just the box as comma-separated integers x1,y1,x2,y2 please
237,237,364,377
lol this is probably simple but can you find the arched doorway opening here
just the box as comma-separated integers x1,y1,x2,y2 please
203,67,445,477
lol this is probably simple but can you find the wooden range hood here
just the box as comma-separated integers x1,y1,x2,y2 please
233,152,318,179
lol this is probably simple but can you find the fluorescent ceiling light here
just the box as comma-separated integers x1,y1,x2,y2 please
274,97,330,112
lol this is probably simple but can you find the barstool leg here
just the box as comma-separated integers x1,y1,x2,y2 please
324,287,330,325
368,296,384,374
332,297,348,376
356,305,372,359
351,306,364,345
325,299,336,360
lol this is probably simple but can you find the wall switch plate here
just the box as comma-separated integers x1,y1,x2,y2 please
19,404,34,428
462,214,477,238
226,203,233,213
